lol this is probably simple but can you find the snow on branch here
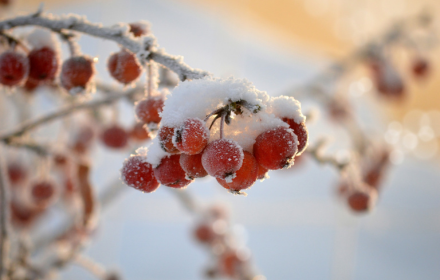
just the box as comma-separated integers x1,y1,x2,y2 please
0,9,211,81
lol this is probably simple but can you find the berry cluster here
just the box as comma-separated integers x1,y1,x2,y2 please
192,205,258,279
0,22,149,95
121,78,308,195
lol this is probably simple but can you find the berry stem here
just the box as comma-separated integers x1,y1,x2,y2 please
220,112,225,139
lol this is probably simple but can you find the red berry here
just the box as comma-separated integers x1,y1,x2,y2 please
7,161,28,186
135,97,164,124
180,153,208,179
23,77,40,92
158,126,179,154
347,189,377,213
412,57,430,79
253,126,297,170
174,118,209,155
282,118,308,155
108,49,142,84
256,163,268,180
101,125,129,149
0,50,29,86
60,56,94,92
219,251,246,278
121,155,159,193
201,139,244,179
194,223,215,244
216,151,258,192
153,154,192,188
27,46,59,82
31,180,56,207
129,22,149,37
0,0,12,6
129,122,150,142
10,200,41,228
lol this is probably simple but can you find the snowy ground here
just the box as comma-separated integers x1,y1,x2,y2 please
12,0,440,279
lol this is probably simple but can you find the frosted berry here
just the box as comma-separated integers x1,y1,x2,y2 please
101,125,129,149
60,56,94,92
129,22,149,37
202,139,244,180
347,189,377,213
180,153,208,179
216,151,258,192
174,118,209,155
135,97,164,124
31,180,56,207
282,118,308,155
0,50,29,86
121,155,159,193
256,163,268,180
108,49,142,84
153,154,192,188
28,46,59,82
129,122,150,142
253,126,297,170
158,126,179,153
7,161,28,186
194,223,216,244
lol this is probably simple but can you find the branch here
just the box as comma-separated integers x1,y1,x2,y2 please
0,145,10,280
0,10,211,81
0,86,142,142
306,139,349,171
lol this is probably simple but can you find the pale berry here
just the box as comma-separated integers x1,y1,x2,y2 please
253,126,297,170
60,56,94,92
71,124,95,154
216,151,258,191
158,126,179,153
101,125,129,149
201,139,244,179
153,154,192,188
108,49,142,84
282,118,308,155
179,153,208,179
174,118,209,155
121,155,159,193
0,50,29,86
135,97,164,124
28,46,59,82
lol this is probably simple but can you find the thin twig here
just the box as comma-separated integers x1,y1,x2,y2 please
0,87,142,142
0,10,211,81
0,145,10,280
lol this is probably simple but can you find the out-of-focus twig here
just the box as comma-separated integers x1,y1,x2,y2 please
0,145,10,280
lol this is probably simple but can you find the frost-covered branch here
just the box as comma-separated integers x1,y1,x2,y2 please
0,9,211,81
0,86,142,143
307,140,349,171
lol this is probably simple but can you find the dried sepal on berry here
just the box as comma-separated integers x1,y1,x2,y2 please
253,126,298,170
174,118,209,155
216,151,258,192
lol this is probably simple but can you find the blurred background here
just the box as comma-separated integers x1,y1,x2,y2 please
2,0,440,279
